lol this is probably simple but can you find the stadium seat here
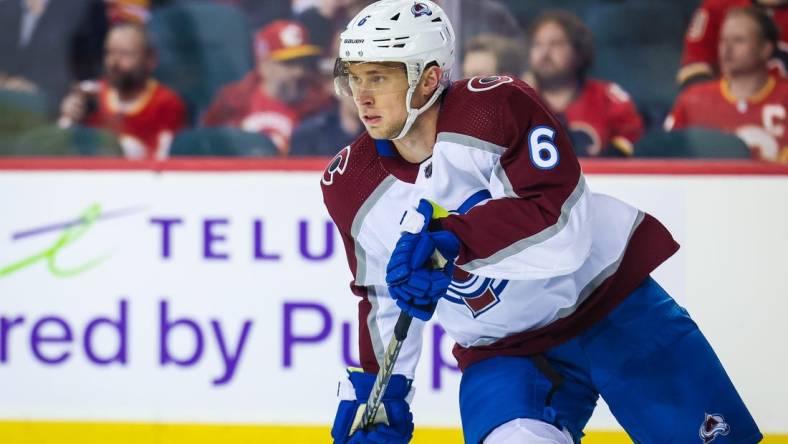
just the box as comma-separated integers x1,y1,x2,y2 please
0,89,49,151
170,127,278,157
586,2,688,131
148,1,254,123
3,125,123,157
635,128,751,159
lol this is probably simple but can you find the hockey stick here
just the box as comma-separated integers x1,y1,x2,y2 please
355,311,413,432
351,252,447,434
349,204,450,435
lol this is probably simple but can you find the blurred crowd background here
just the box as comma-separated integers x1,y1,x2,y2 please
0,0,786,162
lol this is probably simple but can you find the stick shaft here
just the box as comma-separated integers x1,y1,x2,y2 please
359,311,412,429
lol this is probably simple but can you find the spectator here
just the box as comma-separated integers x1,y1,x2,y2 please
462,33,526,79
523,10,644,157
58,22,186,160
0,0,107,113
290,93,363,156
678,0,788,87
202,20,331,154
665,7,788,163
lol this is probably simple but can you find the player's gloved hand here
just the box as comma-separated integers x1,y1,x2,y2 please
385,199,460,321
331,369,415,444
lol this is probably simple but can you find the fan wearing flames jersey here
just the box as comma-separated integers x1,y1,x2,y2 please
523,10,644,158
201,20,332,154
323,1,761,444
667,6,788,163
58,22,186,160
678,0,788,86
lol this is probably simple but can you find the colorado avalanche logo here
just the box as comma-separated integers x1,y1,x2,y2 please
699,413,731,443
411,2,432,17
467,75,514,92
322,145,351,186
444,268,508,317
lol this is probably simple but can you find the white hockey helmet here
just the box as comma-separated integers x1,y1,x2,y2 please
334,0,455,140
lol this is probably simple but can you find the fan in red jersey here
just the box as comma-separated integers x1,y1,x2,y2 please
201,20,332,154
58,22,186,160
678,0,788,87
523,10,644,158
666,6,788,163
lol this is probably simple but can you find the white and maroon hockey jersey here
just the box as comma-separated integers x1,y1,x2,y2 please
321,76,678,378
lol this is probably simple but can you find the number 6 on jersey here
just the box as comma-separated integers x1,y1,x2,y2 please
528,126,560,170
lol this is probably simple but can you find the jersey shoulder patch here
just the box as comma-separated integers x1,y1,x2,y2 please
466,75,516,92
321,133,372,188
320,133,391,233
321,144,352,186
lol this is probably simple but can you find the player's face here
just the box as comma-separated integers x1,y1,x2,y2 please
104,27,152,92
463,50,499,78
719,14,771,77
528,21,577,85
346,62,410,139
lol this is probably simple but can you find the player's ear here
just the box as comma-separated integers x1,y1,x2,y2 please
418,65,442,96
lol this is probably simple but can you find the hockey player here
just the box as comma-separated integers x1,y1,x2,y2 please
322,1,762,443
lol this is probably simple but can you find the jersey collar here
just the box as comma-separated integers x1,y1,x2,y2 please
106,79,158,116
374,139,396,157
720,75,777,105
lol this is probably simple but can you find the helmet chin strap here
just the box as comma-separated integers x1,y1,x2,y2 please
391,82,445,140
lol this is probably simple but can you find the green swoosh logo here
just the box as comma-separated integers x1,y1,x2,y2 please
0,204,111,279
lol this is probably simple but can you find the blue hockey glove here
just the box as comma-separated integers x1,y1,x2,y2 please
331,370,414,444
385,199,460,321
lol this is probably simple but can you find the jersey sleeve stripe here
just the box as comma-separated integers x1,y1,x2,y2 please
493,161,518,198
437,132,507,156
367,285,423,379
461,176,588,272
677,61,714,85
351,175,398,284
611,136,635,156
357,289,380,373
366,286,387,367
554,210,645,320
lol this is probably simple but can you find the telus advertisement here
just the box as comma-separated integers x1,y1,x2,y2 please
0,171,464,426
